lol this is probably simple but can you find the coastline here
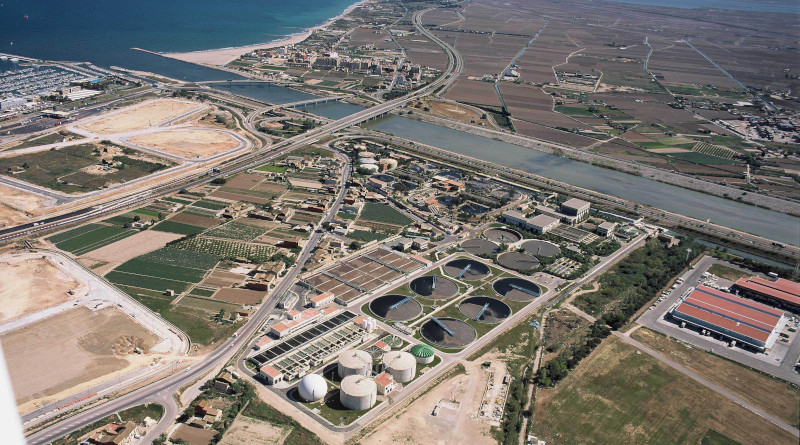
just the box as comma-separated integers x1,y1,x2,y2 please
146,0,371,66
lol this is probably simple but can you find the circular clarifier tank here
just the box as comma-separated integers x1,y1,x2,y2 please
369,294,423,321
493,277,541,301
483,227,522,243
420,317,477,349
443,258,491,281
409,275,459,299
460,239,499,255
458,296,511,323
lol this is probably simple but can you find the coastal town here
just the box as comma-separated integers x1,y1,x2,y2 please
0,1,799,445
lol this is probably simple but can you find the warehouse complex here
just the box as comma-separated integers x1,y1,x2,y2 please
670,285,787,351
733,276,800,313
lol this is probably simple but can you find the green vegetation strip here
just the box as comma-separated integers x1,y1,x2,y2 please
152,220,206,235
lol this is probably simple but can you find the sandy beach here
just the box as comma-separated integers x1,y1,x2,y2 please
156,0,371,66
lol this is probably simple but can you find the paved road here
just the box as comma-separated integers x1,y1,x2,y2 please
614,331,800,438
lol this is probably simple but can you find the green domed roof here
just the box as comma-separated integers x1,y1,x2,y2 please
410,344,435,358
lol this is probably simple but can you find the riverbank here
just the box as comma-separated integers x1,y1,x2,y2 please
401,111,800,218
152,0,372,66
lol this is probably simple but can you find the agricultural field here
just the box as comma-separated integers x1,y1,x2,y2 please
348,229,391,243
152,220,207,235
533,337,796,444
205,221,266,241
357,202,413,226
106,247,220,294
47,223,138,256
0,143,173,194
173,236,277,263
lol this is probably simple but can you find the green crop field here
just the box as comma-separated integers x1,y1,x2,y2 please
358,202,413,226
107,247,220,293
47,224,103,243
205,222,265,241
152,220,206,235
555,106,595,117
669,152,740,165
49,225,137,255
102,214,138,226
162,196,196,205
191,199,228,210
174,236,276,262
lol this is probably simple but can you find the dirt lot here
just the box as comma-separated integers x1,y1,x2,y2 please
214,288,265,305
0,184,52,227
219,414,291,445
80,99,202,134
127,129,240,159
81,229,184,265
4,306,159,411
172,423,216,445
0,256,82,322
362,359,494,445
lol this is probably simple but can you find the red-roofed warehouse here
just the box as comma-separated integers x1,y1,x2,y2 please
670,285,786,351
732,276,800,312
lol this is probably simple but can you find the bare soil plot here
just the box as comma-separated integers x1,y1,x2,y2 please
501,83,592,129
169,212,220,228
171,424,216,445
80,99,201,134
396,35,449,71
452,33,532,77
512,119,598,147
515,22,579,84
218,414,291,445
81,230,184,264
648,40,740,89
0,257,80,322
127,129,240,159
214,288,265,305
361,358,494,445
445,79,502,106
4,307,158,408
0,184,50,227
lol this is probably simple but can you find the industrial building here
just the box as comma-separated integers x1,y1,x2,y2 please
561,198,591,221
732,276,800,312
596,221,617,237
374,372,396,395
383,351,416,383
252,311,368,382
340,375,377,410
501,210,559,234
337,349,372,378
297,374,327,402
310,291,335,308
670,285,786,351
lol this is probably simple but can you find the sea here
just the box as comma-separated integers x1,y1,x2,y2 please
0,0,359,81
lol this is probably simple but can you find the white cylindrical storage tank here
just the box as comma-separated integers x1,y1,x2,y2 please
337,349,372,379
340,375,377,410
383,351,416,383
297,374,327,402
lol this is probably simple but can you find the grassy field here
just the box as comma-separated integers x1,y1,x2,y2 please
48,224,137,255
555,106,595,117
532,336,797,444
707,264,751,281
242,399,324,445
152,220,206,235
631,327,800,427
357,202,413,226
255,164,286,173
348,229,391,243
191,199,228,210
